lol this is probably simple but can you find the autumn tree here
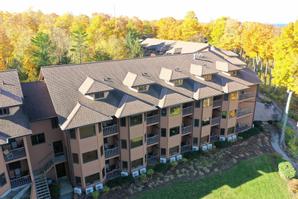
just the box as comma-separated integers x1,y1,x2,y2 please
180,11,200,41
272,21,298,146
156,17,181,40
0,27,14,71
209,17,228,47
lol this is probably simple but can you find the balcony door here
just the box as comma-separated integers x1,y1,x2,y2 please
53,141,63,157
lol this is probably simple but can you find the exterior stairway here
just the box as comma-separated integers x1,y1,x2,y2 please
34,174,51,199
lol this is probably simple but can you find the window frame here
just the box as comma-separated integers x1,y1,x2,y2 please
31,133,46,146
82,150,98,164
169,126,180,136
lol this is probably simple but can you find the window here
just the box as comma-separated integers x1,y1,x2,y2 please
161,108,167,116
227,127,235,134
0,108,9,116
229,110,237,118
161,128,167,137
69,129,76,139
169,106,181,116
130,136,143,148
203,98,213,107
72,153,79,164
131,158,143,169
79,125,96,139
0,173,6,187
137,85,149,92
220,128,225,135
51,117,59,129
169,126,180,136
130,114,143,126
98,123,101,133
194,119,200,127
193,138,198,145
75,176,81,186
120,118,126,127
169,146,179,155
122,161,128,169
195,100,201,108
202,118,210,126
31,133,45,145
102,168,105,178
173,79,183,86
204,74,212,81
82,150,98,163
85,173,100,185
100,146,103,156
224,94,228,101
121,139,127,149
161,148,166,156
229,92,238,101
221,111,227,119
94,92,105,100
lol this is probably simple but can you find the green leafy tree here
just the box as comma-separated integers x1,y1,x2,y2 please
71,28,88,64
125,29,143,58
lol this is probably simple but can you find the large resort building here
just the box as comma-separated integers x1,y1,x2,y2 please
0,43,260,198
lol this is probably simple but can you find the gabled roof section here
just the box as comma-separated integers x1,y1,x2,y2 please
215,61,241,72
210,46,246,66
60,102,111,130
79,76,114,95
190,63,218,76
115,94,156,118
223,81,249,93
158,87,192,108
159,67,189,82
123,72,154,88
0,70,23,108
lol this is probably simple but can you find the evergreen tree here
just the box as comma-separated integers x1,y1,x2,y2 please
70,28,88,64
125,29,143,58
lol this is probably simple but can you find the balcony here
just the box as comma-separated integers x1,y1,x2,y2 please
10,175,31,188
211,116,221,126
182,106,193,116
181,145,192,153
239,92,255,101
182,125,192,135
236,125,250,133
106,169,121,180
237,108,253,117
213,100,222,108
103,124,118,137
4,147,26,162
146,115,159,125
147,135,159,145
147,155,158,165
105,147,120,159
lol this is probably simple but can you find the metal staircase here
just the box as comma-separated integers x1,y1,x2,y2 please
34,174,51,199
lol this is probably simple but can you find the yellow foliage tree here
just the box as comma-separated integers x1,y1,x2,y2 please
180,11,200,41
0,27,13,71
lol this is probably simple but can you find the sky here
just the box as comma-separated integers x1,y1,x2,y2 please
0,0,297,24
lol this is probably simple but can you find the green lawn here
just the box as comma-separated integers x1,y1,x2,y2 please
134,154,292,199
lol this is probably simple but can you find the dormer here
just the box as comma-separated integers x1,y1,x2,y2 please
78,77,114,100
123,72,154,93
159,67,188,87
0,107,10,117
190,64,217,81
215,61,241,76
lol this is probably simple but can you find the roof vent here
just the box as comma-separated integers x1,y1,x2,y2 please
104,77,112,82
174,67,182,72
142,72,150,77
193,52,204,60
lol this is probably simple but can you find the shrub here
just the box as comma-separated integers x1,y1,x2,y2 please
170,161,178,168
106,176,134,187
49,183,60,199
139,174,148,183
103,186,110,193
214,140,231,148
153,163,171,173
147,168,154,178
238,123,262,140
278,161,296,179
92,191,100,199
183,151,201,160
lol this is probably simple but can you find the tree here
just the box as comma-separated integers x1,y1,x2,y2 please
0,27,13,71
24,32,55,79
272,21,298,146
70,28,88,64
125,29,143,58
209,17,228,47
218,19,242,53
156,17,181,40
179,11,201,41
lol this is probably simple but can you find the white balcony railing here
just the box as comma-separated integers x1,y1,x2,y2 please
4,147,26,162
182,106,193,116
182,125,192,134
147,135,159,145
103,124,118,136
105,147,120,158
146,115,159,125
